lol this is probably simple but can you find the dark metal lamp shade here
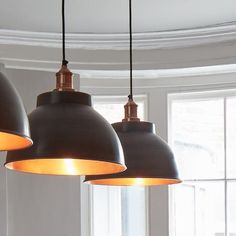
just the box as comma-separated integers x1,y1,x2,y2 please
5,91,126,175
0,72,32,150
84,121,181,186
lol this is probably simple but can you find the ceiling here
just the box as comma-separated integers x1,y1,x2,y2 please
1,0,236,34
2,0,236,73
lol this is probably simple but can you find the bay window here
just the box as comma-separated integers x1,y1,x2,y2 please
169,91,236,236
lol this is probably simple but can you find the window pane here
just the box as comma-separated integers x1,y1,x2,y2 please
171,99,224,179
172,181,225,236
226,98,236,178
92,186,122,236
227,181,236,236
121,187,147,236
93,103,124,124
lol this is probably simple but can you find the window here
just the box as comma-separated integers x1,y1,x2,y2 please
169,91,236,236
90,95,148,236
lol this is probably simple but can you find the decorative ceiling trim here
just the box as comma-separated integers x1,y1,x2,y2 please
78,64,236,80
79,64,236,89
1,22,236,50
3,56,236,82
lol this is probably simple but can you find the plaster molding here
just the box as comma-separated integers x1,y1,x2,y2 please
3,59,236,80
1,22,236,50
79,70,236,89
1,22,236,73
78,64,236,79
2,54,236,77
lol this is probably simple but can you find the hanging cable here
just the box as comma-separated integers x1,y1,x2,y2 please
128,0,133,100
62,0,68,65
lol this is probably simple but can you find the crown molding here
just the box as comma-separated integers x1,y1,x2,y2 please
78,64,236,90
1,22,236,50
3,57,236,89
79,64,236,80
1,22,236,72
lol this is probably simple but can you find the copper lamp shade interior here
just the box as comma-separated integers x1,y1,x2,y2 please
86,178,180,186
5,159,125,176
0,72,32,151
5,66,126,175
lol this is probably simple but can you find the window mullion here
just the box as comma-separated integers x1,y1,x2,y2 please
224,96,228,236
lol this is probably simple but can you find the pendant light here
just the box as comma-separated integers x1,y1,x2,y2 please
0,72,32,150
84,0,181,186
5,0,126,175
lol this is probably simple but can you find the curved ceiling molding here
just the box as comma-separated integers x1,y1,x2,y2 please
1,22,236,50
79,64,236,89
1,22,236,72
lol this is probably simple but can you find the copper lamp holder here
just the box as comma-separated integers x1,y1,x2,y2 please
122,98,140,122
55,64,75,91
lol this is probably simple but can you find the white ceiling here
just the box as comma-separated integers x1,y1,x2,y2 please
2,0,236,72
1,0,236,34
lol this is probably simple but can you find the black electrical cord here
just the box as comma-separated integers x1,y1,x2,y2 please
128,0,133,100
62,0,68,65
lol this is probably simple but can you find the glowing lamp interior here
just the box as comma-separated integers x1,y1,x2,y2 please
0,132,32,151
85,178,182,186
5,159,126,175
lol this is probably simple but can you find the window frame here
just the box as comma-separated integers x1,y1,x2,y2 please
80,74,236,236
168,88,236,236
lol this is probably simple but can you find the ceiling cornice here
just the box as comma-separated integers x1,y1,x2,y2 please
78,65,236,90
1,22,236,72
1,22,236,50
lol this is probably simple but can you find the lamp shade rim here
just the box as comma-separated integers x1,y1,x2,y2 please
5,158,126,176
5,154,126,166
0,129,32,151
84,177,182,186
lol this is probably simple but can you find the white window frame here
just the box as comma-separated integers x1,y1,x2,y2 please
168,88,236,236
80,72,236,236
